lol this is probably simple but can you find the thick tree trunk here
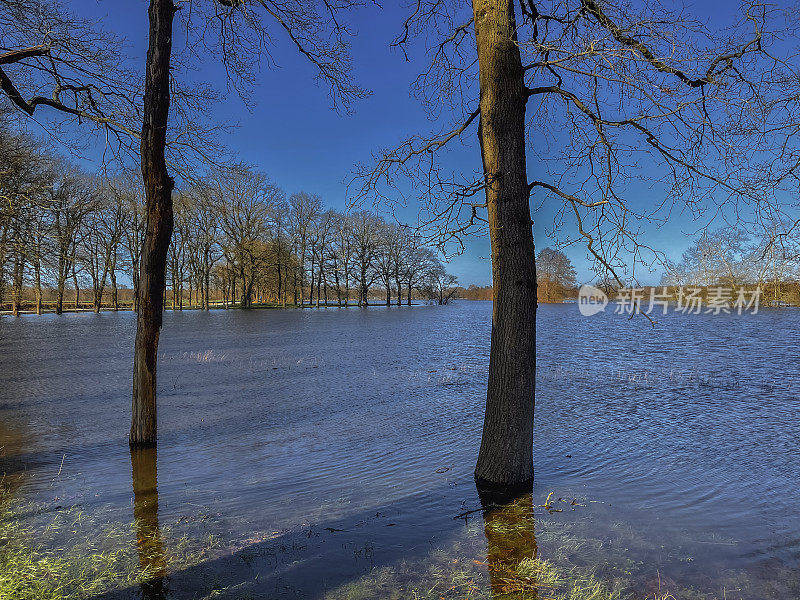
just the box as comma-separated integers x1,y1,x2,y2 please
131,0,176,447
473,0,537,493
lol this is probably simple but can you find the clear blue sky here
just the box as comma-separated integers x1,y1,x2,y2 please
49,0,759,287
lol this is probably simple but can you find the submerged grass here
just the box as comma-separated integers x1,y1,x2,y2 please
324,493,754,600
0,490,775,600
0,499,219,600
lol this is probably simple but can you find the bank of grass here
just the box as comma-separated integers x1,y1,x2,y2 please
0,500,219,600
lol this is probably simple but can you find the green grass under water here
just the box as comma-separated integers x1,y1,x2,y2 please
0,499,218,600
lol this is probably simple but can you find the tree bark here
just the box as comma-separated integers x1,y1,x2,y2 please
131,0,176,447
473,0,537,493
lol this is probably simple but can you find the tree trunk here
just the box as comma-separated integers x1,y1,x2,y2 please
204,249,211,310
131,0,176,447
473,0,537,493
56,275,65,315
396,273,402,306
72,266,80,310
34,257,42,315
316,264,322,307
111,253,119,311
11,246,23,317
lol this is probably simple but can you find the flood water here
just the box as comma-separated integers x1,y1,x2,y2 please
1,301,800,598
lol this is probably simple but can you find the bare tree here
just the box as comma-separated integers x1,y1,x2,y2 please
536,247,576,302
355,0,792,491
289,192,323,305
349,211,382,306
213,166,283,308
421,260,459,305
375,221,401,305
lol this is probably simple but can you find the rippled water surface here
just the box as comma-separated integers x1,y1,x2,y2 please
1,301,800,598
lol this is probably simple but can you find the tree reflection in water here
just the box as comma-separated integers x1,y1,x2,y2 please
130,446,167,600
480,490,539,599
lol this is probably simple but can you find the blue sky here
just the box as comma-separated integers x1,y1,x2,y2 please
47,0,761,287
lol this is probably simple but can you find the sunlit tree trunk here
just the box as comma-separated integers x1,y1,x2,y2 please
131,0,176,447
473,0,537,492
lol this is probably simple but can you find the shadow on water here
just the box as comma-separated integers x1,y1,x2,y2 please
86,481,545,600
88,486,481,599
130,446,168,600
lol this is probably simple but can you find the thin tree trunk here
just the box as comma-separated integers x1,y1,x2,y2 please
111,252,119,311
72,266,80,311
131,0,176,447
11,246,23,316
56,267,65,315
396,273,402,306
204,249,210,310
316,264,322,307
473,0,537,493
34,256,42,315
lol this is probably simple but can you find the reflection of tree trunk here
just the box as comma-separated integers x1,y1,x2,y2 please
480,490,538,599
130,446,167,600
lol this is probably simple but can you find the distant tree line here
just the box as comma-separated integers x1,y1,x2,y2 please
0,131,458,315
659,226,800,305
457,248,578,303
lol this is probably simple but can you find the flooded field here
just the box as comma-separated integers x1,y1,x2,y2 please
1,301,799,599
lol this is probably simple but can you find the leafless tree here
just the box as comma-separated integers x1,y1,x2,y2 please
354,0,799,490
